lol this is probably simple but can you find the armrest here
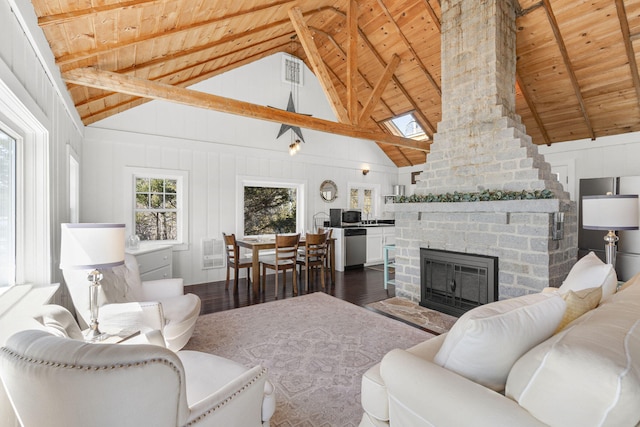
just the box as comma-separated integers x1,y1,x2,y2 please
141,278,184,300
380,349,547,427
121,329,166,347
185,364,269,426
98,302,165,332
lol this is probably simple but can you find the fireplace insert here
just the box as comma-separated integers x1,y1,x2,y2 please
420,248,498,317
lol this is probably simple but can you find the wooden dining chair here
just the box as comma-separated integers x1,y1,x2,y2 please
296,232,328,293
260,234,300,298
317,228,333,283
223,233,252,292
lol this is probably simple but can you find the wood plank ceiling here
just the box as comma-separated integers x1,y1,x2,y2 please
29,0,640,167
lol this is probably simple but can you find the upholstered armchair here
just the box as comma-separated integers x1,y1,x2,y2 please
63,252,201,351
0,329,276,427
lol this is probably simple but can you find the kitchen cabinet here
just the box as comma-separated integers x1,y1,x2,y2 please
126,245,173,281
365,226,395,265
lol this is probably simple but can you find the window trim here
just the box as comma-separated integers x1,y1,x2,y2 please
0,78,50,287
236,176,306,238
124,167,189,250
347,182,381,220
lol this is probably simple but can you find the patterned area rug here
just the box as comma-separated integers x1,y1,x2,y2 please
366,297,458,335
184,292,434,426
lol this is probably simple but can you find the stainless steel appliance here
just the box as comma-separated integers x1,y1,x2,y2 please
342,210,361,225
344,228,366,268
579,176,640,280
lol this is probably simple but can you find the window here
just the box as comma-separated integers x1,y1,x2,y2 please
380,111,429,141
0,128,16,286
127,167,188,247
348,184,380,220
239,178,305,237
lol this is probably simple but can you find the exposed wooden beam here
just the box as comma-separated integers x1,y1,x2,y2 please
54,3,327,66
515,1,544,18
516,71,551,146
38,0,162,27
308,26,397,123
65,68,428,151
347,0,359,124
359,54,401,123
75,40,291,115
542,0,595,140
376,0,441,97
289,7,349,123
326,7,436,136
614,0,640,113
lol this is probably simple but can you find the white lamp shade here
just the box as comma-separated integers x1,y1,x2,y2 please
60,223,125,270
582,195,640,231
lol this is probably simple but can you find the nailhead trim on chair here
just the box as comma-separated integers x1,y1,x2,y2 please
183,367,268,427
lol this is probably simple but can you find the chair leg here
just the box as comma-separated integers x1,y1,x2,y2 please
293,266,298,295
320,262,325,290
233,265,240,292
225,265,230,290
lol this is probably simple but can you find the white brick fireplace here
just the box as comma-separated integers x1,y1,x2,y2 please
393,0,577,304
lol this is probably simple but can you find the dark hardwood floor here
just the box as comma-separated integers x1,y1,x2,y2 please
187,265,394,315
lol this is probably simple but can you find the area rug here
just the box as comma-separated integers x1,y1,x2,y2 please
366,297,458,335
184,292,434,426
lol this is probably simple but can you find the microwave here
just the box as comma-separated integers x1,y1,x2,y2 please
342,210,361,224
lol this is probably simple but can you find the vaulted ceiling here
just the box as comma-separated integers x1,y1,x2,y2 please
29,0,640,167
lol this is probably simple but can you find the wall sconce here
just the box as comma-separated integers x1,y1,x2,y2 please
362,168,370,176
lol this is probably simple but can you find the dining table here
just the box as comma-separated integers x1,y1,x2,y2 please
236,236,336,297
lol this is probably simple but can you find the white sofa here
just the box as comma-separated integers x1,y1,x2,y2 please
360,253,640,427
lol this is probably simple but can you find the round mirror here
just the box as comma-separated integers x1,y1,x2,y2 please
320,180,338,202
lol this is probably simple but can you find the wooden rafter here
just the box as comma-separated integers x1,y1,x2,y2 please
347,0,359,124
516,71,551,146
614,0,640,112
54,3,325,66
542,0,595,140
308,27,397,123
376,0,441,97
327,8,436,136
289,7,349,123
65,67,428,151
359,54,401,123
39,0,163,27
80,45,287,124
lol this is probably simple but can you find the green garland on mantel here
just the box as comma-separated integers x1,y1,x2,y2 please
394,189,555,203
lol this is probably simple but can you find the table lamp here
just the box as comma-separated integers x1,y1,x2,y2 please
582,194,639,266
60,223,125,340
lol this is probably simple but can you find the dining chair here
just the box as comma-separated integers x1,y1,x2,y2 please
223,233,252,292
317,228,333,283
260,234,300,298
296,232,328,293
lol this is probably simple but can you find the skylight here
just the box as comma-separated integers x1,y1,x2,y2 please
380,112,428,141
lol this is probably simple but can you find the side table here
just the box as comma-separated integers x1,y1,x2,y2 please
383,244,396,290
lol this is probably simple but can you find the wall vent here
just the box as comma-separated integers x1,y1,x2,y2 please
202,238,224,269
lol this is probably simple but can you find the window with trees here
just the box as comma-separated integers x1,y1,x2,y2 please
241,179,304,237
348,184,380,220
130,168,188,246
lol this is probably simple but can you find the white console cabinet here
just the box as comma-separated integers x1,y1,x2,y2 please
365,226,395,265
126,245,173,281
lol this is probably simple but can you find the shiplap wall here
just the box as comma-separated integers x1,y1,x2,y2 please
0,0,83,293
83,54,399,286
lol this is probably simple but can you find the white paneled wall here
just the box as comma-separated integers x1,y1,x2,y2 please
83,54,399,286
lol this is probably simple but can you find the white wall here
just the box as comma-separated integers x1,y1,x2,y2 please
83,54,400,285
539,132,640,200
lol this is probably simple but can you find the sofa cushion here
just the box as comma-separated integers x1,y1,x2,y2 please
506,280,640,427
433,293,565,392
554,286,602,333
558,251,617,303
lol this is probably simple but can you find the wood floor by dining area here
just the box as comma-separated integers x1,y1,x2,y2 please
187,265,394,315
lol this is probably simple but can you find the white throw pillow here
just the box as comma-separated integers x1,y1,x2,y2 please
558,251,618,303
433,293,566,391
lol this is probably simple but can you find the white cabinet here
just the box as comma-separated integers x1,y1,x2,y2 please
127,245,173,281
366,226,395,265
366,228,383,264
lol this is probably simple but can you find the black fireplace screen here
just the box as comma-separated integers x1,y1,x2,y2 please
420,248,498,317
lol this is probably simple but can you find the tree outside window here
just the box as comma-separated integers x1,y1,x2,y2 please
350,187,374,217
135,177,178,241
244,186,297,235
